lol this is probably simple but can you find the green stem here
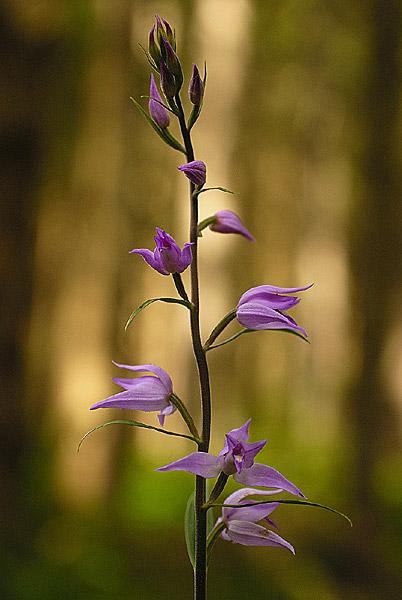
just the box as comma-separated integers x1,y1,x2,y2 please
175,91,211,600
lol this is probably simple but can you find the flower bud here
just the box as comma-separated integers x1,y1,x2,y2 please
149,74,170,128
209,210,254,241
189,64,203,105
159,57,176,99
162,18,176,50
163,37,181,77
177,160,207,186
148,25,160,66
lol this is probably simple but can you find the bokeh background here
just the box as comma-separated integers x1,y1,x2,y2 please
1,0,402,598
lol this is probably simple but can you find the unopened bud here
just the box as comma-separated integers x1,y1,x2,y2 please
189,63,203,105
159,57,176,99
155,15,166,59
148,25,160,66
163,38,181,77
177,160,207,186
162,18,176,50
149,74,170,128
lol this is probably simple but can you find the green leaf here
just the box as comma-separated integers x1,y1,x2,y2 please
138,43,158,72
140,95,177,115
185,483,215,571
206,499,352,527
185,492,196,570
129,97,185,153
205,327,309,351
125,297,193,330
196,186,238,196
77,419,199,452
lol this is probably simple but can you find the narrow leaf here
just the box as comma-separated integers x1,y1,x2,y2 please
140,95,177,115
78,419,199,452
196,186,238,195
125,297,193,330
130,97,185,153
185,492,196,570
205,327,309,351
206,499,352,526
138,43,158,72
184,482,215,571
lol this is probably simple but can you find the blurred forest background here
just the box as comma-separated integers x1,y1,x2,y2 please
1,0,402,598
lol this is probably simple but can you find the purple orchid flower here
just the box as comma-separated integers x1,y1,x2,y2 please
215,487,295,552
236,284,313,337
156,419,305,497
90,362,176,427
177,160,206,186
130,227,193,275
209,210,255,241
149,74,170,128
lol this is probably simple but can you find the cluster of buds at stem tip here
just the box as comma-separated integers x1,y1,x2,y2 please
148,15,183,98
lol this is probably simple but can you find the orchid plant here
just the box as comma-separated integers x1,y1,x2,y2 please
79,15,350,600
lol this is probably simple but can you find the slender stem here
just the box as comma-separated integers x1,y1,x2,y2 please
175,92,211,600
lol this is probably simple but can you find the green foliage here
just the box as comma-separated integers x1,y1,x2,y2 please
125,297,193,330
77,419,199,453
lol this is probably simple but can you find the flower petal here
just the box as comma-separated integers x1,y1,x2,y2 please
233,463,306,498
89,388,169,411
210,210,255,242
149,73,170,128
226,419,251,444
158,403,177,427
129,248,169,275
240,284,313,300
236,302,308,337
176,242,194,272
177,160,207,185
225,520,295,552
155,452,221,478
112,362,173,395
222,487,281,521
238,288,301,310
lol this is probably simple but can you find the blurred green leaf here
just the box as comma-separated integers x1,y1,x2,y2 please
77,419,199,452
205,327,309,351
125,297,193,330
207,498,352,526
